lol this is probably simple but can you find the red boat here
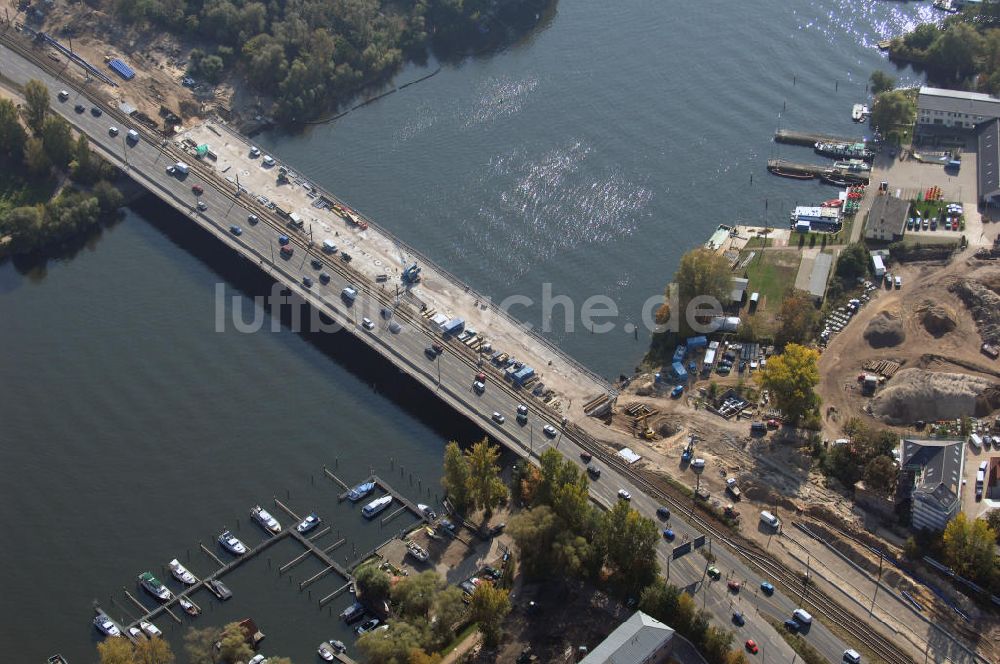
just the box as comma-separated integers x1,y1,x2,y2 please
820,199,843,207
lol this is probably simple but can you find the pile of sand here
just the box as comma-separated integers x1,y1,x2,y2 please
916,301,957,338
871,368,995,424
864,311,905,348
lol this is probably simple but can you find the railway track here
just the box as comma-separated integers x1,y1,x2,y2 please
1,28,919,664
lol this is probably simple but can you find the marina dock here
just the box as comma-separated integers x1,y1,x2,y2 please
775,128,864,147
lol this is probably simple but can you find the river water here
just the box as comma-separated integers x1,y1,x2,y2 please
0,0,936,661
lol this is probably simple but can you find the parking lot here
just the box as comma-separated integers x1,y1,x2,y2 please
961,440,999,520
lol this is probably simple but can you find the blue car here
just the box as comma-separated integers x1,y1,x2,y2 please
278,234,290,246
732,611,745,626
760,581,775,595
229,225,242,236
662,528,675,541
784,619,799,633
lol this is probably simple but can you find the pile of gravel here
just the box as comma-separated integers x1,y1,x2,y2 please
916,301,957,338
863,311,905,348
871,368,995,424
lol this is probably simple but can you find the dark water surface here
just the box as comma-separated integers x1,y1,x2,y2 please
0,0,936,660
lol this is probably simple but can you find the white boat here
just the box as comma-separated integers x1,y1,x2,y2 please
179,597,200,616
250,505,282,534
219,530,247,555
169,559,197,585
93,613,121,637
851,103,869,122
296,512,321,533
361,495,393,519
138,572,173,601
406,540,429,562
347,481,376,502
140,620,162,637
417,503,437,520
318,641,336,661
128,626,144,639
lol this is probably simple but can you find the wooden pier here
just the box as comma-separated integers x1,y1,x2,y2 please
766,159,870,184
774,128,863,147
116,530,291,630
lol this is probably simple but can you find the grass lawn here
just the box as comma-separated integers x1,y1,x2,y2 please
742,251,802,307
744,236,773,249
440,622,479,656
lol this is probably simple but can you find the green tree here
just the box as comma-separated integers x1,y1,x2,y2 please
70,134,96,184
200,54,226,83
927,22,983,83
356,619,430,664
23,79,49,134
822,444,862,487
217,622,254,664
0,98,27,161
134,638,176,664
869,90,916,136
862,456,897,496
985,510,1000,544
507,504,562,576
665,247,731,336
904,23,939,51
97,638,135,664
756,343,820,423
94,180,124,215
835,242,868,281
469,582,511,647
430,585,467,646
442,441,471,513
775,290,819,347
391,570,443,619
1,205,43,241
869,70,896,95
942,513,997,580
41,115,74,170
24,137,50,177
464,438,507,514
183,625,222,664
640,577,697,635
355,560,392,608
600,500,659,593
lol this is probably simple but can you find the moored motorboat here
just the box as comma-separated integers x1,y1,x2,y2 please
361,495,393,518
340,600,365,623
767,165,815,180
318,641,336,661
346,481,375,502
128,626,144,639
47,656,70,664
219,530,247,555
417,503,437,520
296,512,322,533
206,578,233,600
250,505,282,534
179,597,201,616
93,612,121,637
138,572,173,602
140,620,162,637
169,559,197,585
851,103,864,122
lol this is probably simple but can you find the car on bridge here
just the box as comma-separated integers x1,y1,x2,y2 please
707,565,721,580
586,465,601,479
662,528,675,541
760,581,774,595
191,184,203,195
310,258,323,269
732,611,745,626
302,276,313,288
108,126,118,137
617,489,631,501
727,579,741,593
362,318,375,331
74,104,85,113
516,404,528,423
90,107,102,117
196,201,207,211
783,619,799,633
278,235,290,246
247,214,259,224
229,225,242,236
319,272,330,284
543,424,557,438
58,90,69,101
580,451,592,462
473,380,486,394
656,506,670,520
280,245,293,258
491,412,505,424
745,640,758,654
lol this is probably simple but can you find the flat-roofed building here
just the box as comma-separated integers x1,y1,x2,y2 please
917,86,1000,131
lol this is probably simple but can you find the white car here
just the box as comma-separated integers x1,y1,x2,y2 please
108,126,119,136
543,424,557,438
618,489,631,501
691,458,706,470
361,317,375,330
491,412,505,424
248,656,267,664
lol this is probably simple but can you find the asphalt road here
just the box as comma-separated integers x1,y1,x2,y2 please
0,40,851,664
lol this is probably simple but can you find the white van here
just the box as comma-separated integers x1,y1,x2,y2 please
969,433,983,450
843,649,861,663
760,510,780,529
126,129,140,144
894,275,902,289
322,239,337,254
792,608,812,624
